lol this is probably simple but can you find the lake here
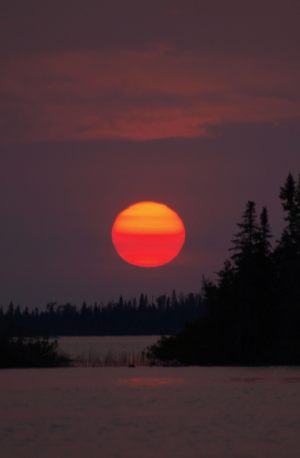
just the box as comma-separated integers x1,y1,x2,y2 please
57,335,160,365
1,365,300,458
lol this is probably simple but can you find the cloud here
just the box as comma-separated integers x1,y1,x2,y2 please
1,49,299,143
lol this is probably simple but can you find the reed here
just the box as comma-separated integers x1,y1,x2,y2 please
72,349,150,367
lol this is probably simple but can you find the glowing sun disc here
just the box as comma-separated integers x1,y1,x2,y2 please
112,201,186,268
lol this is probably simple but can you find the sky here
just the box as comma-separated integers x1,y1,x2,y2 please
0,1,300,307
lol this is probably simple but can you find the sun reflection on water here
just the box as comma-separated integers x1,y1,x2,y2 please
116,377,184,387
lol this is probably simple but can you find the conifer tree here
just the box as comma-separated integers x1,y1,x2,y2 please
295,174,300,254
276,172,300,288
257,207,272,259
230,201,259,269
279,172,300,249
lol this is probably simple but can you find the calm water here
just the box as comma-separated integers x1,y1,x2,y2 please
1,366,300,458
58,335,160,365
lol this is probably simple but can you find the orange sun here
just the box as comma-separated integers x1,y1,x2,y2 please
112,201,186,268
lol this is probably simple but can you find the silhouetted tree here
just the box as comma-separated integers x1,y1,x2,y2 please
279,173,300,247
272,173,300,361
230,200,259,269
257,207,272,258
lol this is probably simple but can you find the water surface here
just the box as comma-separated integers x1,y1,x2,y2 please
58,335,160,365
1,366,300,458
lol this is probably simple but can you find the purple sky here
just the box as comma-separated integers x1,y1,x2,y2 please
1,1,300,306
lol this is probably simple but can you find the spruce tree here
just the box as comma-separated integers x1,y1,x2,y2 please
273,173,300,362
231,201,259,269
295,174,300,254
277,172,300,274
229,201,273,362
257,207,272,258
279,172,300,249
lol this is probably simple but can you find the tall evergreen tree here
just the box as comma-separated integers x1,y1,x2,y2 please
273,173,300,361
295,174,300,254
279,172,300,249
230,201,259,269
276,172,300,282
257,207,272,258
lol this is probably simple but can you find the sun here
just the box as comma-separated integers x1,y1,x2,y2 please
112,201,186,268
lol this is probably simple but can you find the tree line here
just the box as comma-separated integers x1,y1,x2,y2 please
0,292,203,337
148,172,300,365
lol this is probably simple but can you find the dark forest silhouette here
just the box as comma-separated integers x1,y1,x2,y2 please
0,292,203,338
148,172,300,365
0,292,202,367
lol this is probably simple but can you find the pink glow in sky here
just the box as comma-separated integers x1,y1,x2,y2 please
0,0,299,305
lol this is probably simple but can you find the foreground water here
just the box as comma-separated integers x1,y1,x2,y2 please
1,366,300,458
